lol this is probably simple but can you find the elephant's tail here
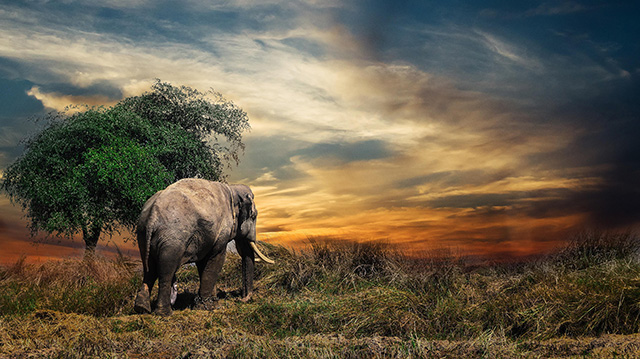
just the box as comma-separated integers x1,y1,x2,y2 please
144,224,153,272
138,212,156,274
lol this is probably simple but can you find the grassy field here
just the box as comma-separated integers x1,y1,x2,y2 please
1,232,640,358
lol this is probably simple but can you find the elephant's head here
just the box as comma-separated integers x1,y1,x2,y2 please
231,184,274,264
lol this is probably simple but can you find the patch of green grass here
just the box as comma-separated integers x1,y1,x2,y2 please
0,282,40,315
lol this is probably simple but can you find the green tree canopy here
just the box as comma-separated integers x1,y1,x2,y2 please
2,81,250,255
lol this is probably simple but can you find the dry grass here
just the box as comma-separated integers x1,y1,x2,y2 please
1,231,640,358
3,311,640,358
0,255,139,317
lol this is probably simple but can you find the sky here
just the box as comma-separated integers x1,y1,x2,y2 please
0,0,639,263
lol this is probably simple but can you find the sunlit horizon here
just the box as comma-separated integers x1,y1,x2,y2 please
1,1,638,264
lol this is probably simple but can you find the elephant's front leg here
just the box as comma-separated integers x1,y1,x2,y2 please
236,240,255,302
241,252,255,302
195,250,226,309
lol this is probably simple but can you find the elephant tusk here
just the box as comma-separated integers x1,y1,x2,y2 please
250,242,275,264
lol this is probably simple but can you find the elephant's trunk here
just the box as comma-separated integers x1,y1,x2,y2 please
250,242,275,264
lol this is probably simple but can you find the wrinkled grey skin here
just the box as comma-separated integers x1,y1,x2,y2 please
133,178,260,316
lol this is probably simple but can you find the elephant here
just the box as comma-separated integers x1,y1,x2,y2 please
133,178,275,316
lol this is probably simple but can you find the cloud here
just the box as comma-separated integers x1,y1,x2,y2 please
525,1,588,16
296,140,393,163
481,1,590,19
0,3,584,152
50,0,151,9
476,31,542,70
27,86,117,112
1,1,638,260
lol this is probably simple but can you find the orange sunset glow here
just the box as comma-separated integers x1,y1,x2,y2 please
1,2,639,264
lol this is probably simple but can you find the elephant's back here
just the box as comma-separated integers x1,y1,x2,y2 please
148,179,232,228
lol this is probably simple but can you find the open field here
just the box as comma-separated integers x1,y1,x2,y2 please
2,232,640,358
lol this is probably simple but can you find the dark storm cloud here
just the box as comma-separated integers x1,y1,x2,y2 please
520,178,640,229
427,166,640,229
527,75,640,169
576,165,640,228
527,75,640,228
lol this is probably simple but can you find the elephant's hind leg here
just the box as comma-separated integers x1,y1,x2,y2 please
154,247,182,316
134,261,157,314
134,285,152,314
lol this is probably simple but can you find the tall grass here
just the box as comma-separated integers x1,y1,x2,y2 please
555,230,640,269
238,232,640,339
0,255,139,316
1,231,640,357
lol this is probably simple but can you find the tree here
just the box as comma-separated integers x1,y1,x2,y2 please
2,81,250,256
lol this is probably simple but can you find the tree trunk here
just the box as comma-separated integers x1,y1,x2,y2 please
83,225,101,258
